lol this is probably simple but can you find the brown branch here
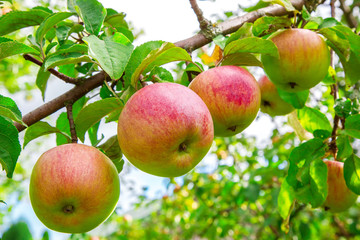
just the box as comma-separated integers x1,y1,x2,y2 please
15,0,307,132
189,0,212,30
15,71,107,132
339,0,358,29
23,54,81,85
66,103,78,143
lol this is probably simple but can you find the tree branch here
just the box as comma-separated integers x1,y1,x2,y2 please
23,54,81,85
189,0,212,31
16,0,307,132
66,103,78,143
339,0,358,29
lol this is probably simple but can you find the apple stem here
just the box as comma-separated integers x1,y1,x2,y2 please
228,126,237,132
63,205,75,214
179,142,187,152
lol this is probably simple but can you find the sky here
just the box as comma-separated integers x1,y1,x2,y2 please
0,0,286,239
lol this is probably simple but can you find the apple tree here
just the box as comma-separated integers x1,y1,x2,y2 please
0,0,360,239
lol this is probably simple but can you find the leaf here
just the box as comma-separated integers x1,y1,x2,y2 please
263,0,297,12
0,9,50,36
278,178,295,220
83,33,133,80
287,111,313,141
36,65,51,101
297,107,332,134
221,52,263,67
0,37,38,60
75,97,124,142
98,135,123,173
0,116,21,178
56,112,71,146
2,222,32,240
144,66,174,83
44,52,92,70
226,22,253,44
223,37,279,58
344,114,360,139
277,88,309,109
344,154,360,195
71,0,106,36
336,135,353,159
23,121,71,148
35,12,74,44
252,16,292,37
0,95,26,126
308,159,328,208
130,42,193,87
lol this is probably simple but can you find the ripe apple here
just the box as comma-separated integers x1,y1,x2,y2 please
29,143,120,233
258,75,294,116
117,82,214,177
261,28,330,92
188,65,261,137
323,160,357,213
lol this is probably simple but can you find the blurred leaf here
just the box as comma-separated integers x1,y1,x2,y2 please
2,222,32,240
263,0,297,12
36,65,51,101
344,114,360,139
35,12,74,44
0,116,21,178
277,88,309,109
75,97,124,142
344,154,360,195
278,179,295,220
318,17,342,29
23,121,71,148
297,107,332,134
69,0,106,36
223,37,279,58
83,33,133,80
287,111,313,141
308,159,328,208
99,135,124,173
226,22,253,44
0,37,38,60
252,16,292,36
0,94,26,126
336,135,353,159
0,9,50,36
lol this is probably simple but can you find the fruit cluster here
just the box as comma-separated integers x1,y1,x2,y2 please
29,28,355,234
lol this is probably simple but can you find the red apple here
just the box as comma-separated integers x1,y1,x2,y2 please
323,160,358,213
117,82,214,177
188,65,261,137
29,144,120,233
258,75,294,116
261,29,330,92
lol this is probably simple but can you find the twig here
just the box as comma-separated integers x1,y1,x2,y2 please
23,54,81,85
66,103,78,143
189,0,212,30
339,0,358,28
333,216,354,238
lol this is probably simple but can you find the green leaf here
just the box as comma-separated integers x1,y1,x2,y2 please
344,154,360,195
104,13,134,42
318,17,342,29
44,52,92,70
0,95,26,126
297,107,332,134
56,112,71,146
278,178,295,220
223,37,279,59
0,9,50,36
83,33,133,80
263,0,297,12
252,16,292,37
2,222,32,240
308,159,328,208
35,12,74,44
75,97,124,142
144,66,174,83
0,37,38,60
319,27,351,60
221,52,263,67
130,42,192,87
36,65,51,101
344,114,360,139
0,116,21,178
337,135,353,159
71,0,106,36
98,135,123,173
277,89,309,109
23,121,71,148
226,22,253,45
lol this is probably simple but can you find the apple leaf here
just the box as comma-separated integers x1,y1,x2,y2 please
277,88,309,109
36,65,51,101
278,178,295,221
263,0,297,12
252,16,292,37
223,37,279,59
0,37,39,60
287,111,313,141
307,159,328,208
75,97,124,142
2,222,32,240
23,121,71,148
44,52,92,70
98,135,124,173
35,12,75,44
69,0,106,36
130,42,192,87
226,22,253,45
143,66,174,83
83,33,133,80
297,107,332,134
0,9,50,36
344,154,360,195
0,116,21,178
0,95,26,126
336,135,353,160
105,13,134,42
344,114,360,139
221,52,263,67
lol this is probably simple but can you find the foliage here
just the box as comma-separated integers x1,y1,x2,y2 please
0,0,360,239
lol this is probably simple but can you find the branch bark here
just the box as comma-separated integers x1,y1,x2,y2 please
16,0,307,132
339,0,358,29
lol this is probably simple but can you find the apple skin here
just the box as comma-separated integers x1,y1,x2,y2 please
323,160,358,213
29,143,120,233
117,82,214,177
261,29,330,92
188,65,260,137
258,75,294,116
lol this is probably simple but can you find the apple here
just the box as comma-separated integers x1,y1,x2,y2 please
258,75,294,116
323,160,357,213
261,28,330,92
29,143,120,233
188,65,261,137
117,82,214,177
